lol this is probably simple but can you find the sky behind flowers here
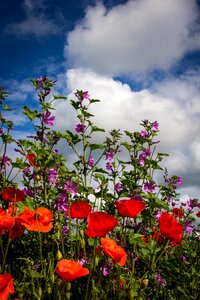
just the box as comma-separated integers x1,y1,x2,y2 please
0,0,200,198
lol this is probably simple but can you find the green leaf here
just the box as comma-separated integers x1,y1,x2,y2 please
91,125,105,133
23,106,38,121
128,231,143,245
11,158,26,169
70,100,79,110
62,130,80,144
89,143,105,150
2,104,12,111
1,133,13,143
121,142,132,151
89,99,100,104
53,95,67,100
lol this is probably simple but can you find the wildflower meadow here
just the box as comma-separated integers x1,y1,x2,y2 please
0,76,199,299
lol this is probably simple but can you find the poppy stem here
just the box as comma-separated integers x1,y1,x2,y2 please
1,233,11,272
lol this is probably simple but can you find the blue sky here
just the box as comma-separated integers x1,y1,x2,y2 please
1,0,200,198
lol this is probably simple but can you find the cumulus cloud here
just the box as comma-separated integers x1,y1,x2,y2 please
65,0,200,76
4,0,63,37
64,69,198,147
52,68,200,197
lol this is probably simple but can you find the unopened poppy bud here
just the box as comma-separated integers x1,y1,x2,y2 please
47,286,52,294
66,292,71,300
128,289,134,300
56,250,63,260
141,278,149,287
95,256,99,267
80,229,84,238
80,238,85,249
50,273,55,284
66,282,71,292
38,287,42,299
58,213,63,222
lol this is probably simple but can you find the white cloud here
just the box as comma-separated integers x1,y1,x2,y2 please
64,68,198,148
191,139,200,170
4,0,62,37
51,68,200,198
65,0,200,76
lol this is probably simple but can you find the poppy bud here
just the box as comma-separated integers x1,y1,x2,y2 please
56,250,63,260
58,213,63,222
50,273,55,284
38,287,42,299
80,238,85,249
141,278,149,287
95,256,99,267
66,282,71,292
47,286,52,294
80,229,84,238
66,292,71,300
128,289,134,300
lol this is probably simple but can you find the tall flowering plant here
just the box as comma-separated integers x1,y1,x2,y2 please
0,77,199,299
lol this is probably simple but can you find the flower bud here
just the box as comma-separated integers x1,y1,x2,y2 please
56,250,63,260
50,273,55,284
38,287,42,299
80,229,84,238
66,282,71,292
58,213,63,222
141,278,149,288
80,238,85,249
128,289,134,300
95,256,99,267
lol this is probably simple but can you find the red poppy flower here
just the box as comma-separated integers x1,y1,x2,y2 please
0,208,15,235
159,212,183,245
172,208,184,218
16,207,53,233
69,201,92,219
10,222,24,239
116,199,145,218
26,153,38,167
97,238,127,266
56,259,89,281
196,211,200,218
0,273,14,300
86,212,118,238
2,187,25,202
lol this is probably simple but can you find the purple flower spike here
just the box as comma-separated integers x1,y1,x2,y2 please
42,111,55,126
83,91,90,99
64,179,79,194
114,182,123,193
75,123,86,133
156,273,166,286
106,150,114,162
144,181,156,193
88,156,94,167
140,130,149,138
151,121,159,131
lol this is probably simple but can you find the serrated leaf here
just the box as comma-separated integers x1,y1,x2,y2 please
91,125,105,133
1,133,13,143
89,143,105,150
11,158,26,169
23,106,38,121
62,130,80,144
70,100,79,110
3,104,12,111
